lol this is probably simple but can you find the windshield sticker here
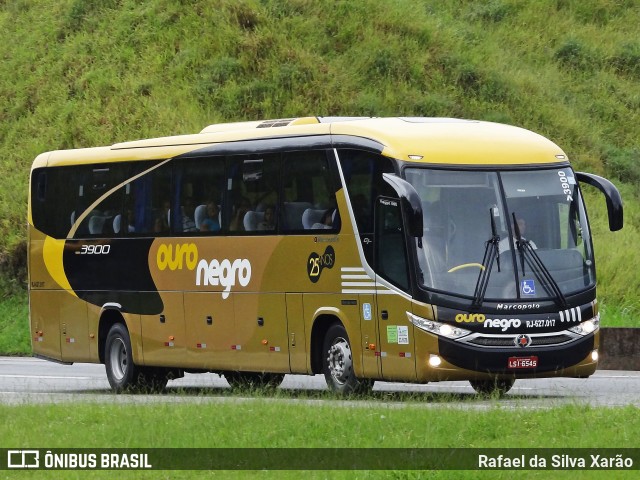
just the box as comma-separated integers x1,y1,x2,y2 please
386,325,398,343
307,245,335,283
397,326,409,345
557,170,574,202
521,280,536,296
363,303,372,321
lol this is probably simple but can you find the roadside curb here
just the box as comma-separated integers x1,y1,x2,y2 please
599,328,640,370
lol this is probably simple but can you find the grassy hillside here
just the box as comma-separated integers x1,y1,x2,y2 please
0,0,638,320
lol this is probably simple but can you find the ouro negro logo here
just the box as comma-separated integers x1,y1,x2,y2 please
156,243,251,299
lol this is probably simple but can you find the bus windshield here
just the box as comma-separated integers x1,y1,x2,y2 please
404,167,595,302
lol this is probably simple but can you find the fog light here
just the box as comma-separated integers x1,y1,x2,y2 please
428,354,442,367
591,350,599,362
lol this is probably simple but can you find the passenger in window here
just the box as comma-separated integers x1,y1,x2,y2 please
312,208,335,229
257,205,275,231
154,200,171,233
230,197,251,231
124,207,136,234
182,197,197,233
200,201,221,232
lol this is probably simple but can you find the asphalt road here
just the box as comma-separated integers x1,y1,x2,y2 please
1,356,640,408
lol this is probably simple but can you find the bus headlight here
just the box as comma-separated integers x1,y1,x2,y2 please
407,312,471,340
568,315,600,336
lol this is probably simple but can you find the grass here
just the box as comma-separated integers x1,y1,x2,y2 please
0,401,638,478
0,291,29,355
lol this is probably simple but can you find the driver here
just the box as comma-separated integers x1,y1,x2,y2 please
499,217,537,255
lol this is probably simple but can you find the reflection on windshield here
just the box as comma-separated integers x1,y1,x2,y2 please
405,168,595,303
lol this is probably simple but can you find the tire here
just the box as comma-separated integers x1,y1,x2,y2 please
225,372,285,390
469,377,515,397
104,323,168,393
322,323,373,395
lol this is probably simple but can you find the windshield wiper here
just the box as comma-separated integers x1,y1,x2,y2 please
512,212,567,309
472,209,501,308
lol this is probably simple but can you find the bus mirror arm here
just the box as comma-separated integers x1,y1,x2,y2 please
382,173,423,238
576,172,624,232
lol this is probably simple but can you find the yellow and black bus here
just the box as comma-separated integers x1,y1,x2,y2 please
28,117,623,394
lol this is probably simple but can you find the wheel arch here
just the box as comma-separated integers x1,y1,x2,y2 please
98,307,127,364
310,312,344,375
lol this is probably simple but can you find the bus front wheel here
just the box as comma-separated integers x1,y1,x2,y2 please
322,323,373,395
104,323,168,393
469,377,515,396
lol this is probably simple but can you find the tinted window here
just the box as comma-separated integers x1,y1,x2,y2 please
31,164,130,239
227,153,280,233
175,157,225,235
376,197,409,291
337,150,395,234
120,161,172,237
281,150,338,232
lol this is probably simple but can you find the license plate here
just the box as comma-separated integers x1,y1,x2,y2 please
508,356,538,369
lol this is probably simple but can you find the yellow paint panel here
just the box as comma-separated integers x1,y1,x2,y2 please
42,236,74,295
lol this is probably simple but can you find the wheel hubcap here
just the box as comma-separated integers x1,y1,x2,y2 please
109,338,127,381
327,337,352,385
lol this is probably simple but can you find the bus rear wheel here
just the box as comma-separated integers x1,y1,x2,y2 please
104,323,168,393
322,323,373,395
225,372,285,390
469,377,515,396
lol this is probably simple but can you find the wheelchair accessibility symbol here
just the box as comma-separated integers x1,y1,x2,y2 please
521,280,536,296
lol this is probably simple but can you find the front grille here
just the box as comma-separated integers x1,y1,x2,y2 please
466,333,575,348
468,337,514,347
531,334,573,345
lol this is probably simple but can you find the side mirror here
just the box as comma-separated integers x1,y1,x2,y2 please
382,173,423,237
577,172,624,231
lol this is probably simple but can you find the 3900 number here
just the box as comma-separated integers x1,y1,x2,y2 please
76,244,111,255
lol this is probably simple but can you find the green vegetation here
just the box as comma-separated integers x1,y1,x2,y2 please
0,0,638,348
0,401,638,478
0,291,29,354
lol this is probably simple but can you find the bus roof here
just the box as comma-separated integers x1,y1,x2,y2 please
36,117,568,168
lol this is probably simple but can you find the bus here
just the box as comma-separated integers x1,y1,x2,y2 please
28,117,623,395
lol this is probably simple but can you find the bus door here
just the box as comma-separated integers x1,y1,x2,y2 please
358,293,381,378
374,197,417,382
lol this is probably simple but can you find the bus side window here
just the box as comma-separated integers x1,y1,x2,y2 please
176,157,225,234
125,162,172,236
375,196,409,291
32,165,89,239
82,165,129,237
227,153,279,233
59,164,129,239
337,149,395,264
281,150,337,232
337,149,395,234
